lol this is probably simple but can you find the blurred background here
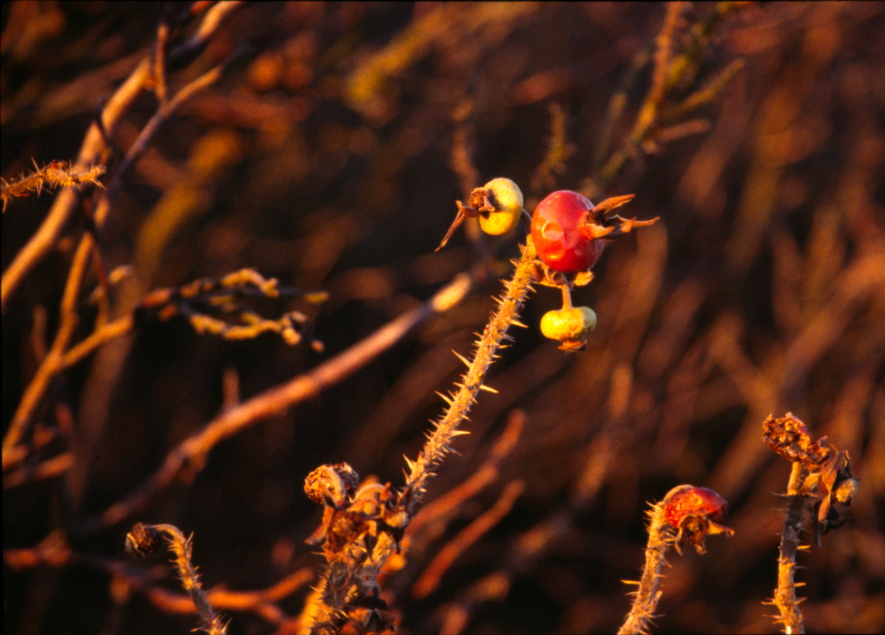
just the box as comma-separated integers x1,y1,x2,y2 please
3,2,883,634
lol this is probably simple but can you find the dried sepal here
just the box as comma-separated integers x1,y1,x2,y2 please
763,412,861,633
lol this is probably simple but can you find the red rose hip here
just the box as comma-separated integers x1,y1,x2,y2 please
531,191,604,273
663,485,729,527
661,484,733,554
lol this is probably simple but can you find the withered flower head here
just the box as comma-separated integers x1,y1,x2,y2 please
662,485,735,554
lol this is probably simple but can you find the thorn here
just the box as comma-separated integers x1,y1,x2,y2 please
450,430,471,437
479,384,498,393
436,391,453,405
452,350,471,367
509,319,528,328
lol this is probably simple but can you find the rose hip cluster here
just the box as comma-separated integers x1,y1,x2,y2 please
437,179,658,352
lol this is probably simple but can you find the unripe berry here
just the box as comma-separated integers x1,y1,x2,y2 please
540,306,596,352
478,178,524,236
435,178,526,251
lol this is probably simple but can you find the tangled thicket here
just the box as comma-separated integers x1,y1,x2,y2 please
3,3,884,634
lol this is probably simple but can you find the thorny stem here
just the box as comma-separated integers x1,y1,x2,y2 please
301,243,537,635
5,529,312,627
618,503,672,635
636,2,685,133
133,524,227,635
403,241,537,515
598,2,685,190
762,412,859,634
1,162,106,211
661,58,746,123
773,461,807,634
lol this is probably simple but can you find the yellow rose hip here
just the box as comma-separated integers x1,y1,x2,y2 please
478,178,524,236
435,178,525,250
540,306,597,352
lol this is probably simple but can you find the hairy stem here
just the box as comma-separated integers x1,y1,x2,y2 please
145,524,227,635
773,462,807,634
619,503,673,635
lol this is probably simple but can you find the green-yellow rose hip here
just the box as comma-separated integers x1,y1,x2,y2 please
540,306,597,341
478,178,524,236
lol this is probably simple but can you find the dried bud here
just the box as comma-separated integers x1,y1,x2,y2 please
305,463,360,506
662,485,734,554
762,412,830,464
125,522,162,558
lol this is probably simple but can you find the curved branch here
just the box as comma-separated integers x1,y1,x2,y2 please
73,273,473,537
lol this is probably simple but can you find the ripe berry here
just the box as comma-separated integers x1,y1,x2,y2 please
531,191,601,273
531,191,643,273
662,485,733,554
663,485,728,527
